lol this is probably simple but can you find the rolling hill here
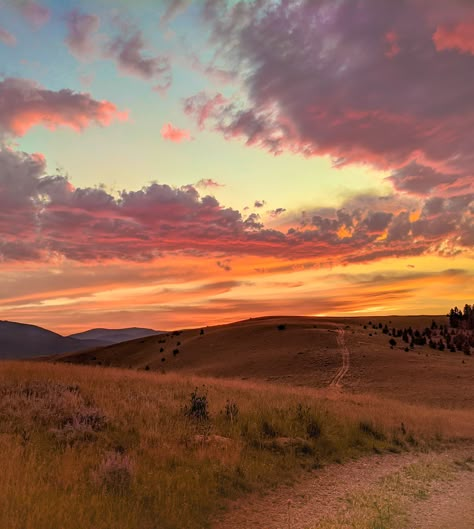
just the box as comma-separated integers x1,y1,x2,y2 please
54,315,473,408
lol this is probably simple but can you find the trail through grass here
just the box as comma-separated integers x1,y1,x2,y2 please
0,361,472,529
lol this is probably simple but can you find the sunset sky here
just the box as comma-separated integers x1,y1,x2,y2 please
0,0,473,334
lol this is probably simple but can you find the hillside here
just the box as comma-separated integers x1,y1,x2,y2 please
0,321,104,360
56,315,474,408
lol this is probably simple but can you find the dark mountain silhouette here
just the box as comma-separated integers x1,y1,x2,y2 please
68,327,163,345
0,320,104,360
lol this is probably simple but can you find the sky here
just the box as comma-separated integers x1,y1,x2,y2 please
0,0,473,334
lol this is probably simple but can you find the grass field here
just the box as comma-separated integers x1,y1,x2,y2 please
1,361,473,529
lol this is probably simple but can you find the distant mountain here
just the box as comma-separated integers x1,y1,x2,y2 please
0,321,105,360
68,327,163,345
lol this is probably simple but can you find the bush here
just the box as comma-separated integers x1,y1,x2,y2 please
389,338,397,347
277,324,286,331
184,387,209,421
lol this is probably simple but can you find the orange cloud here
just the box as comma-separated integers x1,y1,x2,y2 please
161,122,191,142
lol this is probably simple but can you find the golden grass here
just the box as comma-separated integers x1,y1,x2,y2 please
0,361,473,529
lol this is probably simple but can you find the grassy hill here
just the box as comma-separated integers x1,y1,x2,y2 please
55,315,473,408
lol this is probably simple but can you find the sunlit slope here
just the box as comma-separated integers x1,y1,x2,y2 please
55,315,473,408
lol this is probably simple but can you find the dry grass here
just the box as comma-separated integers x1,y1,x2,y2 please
1,361,473,529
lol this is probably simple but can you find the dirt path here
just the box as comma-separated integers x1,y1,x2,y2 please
212,446,474,529
407,461,474,529
329,329,350,388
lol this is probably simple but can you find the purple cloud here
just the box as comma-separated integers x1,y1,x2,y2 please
186,0,474,198
65,10,100,60
106,31,171,92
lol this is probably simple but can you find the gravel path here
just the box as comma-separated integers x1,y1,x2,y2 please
212,446,474,529
407,460,474,529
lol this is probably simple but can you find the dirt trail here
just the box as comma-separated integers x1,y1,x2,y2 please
407,462,474,529
212,446,474,529
329,328,350,388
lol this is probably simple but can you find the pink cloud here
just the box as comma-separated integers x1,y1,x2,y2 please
0,148,472,264
0,27,16,46
0,78,127,137
433,21,474,54
161,122,191,142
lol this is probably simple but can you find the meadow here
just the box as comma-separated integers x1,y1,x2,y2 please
1,360,473,529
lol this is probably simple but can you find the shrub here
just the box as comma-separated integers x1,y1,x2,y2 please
277,324,286,331
184,387,209,421
389,338,397,347
173,349,180,357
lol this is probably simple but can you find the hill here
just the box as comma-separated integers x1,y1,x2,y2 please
68,327,163,345
55,315,474,408
0,320,104,360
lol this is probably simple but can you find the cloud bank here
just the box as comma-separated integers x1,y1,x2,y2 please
0,148,471,264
